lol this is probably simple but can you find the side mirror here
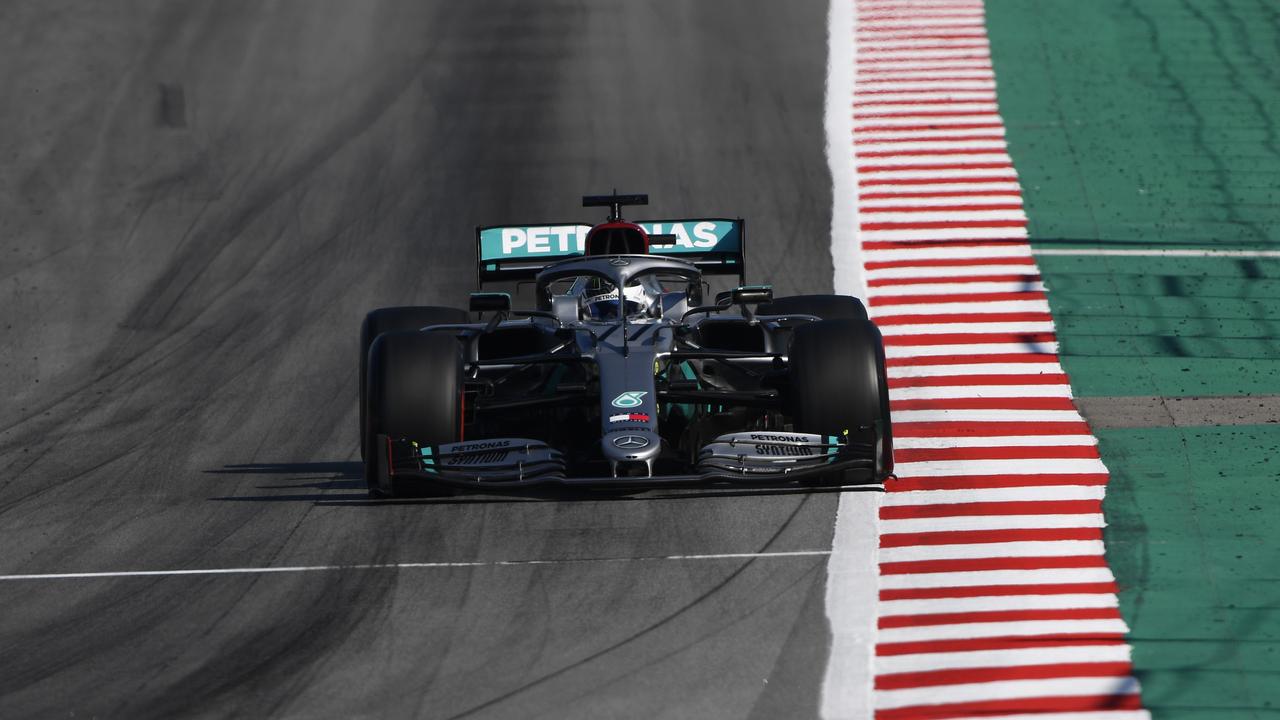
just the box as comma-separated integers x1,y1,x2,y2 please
686,281,705,307
470,292,511,313
730,285,773,305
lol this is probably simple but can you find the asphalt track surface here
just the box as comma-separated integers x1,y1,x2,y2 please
0,2,845,718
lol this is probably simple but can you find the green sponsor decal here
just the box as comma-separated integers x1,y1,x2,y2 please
479,220,741,261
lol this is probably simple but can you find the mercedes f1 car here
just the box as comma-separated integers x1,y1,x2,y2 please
359,193,892,496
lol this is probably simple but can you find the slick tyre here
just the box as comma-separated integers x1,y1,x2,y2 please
788,319,893,480
359,306,467,460
364,330,463,497
759,294,868,321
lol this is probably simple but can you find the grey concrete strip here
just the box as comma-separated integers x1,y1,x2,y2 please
1076,395,1280,429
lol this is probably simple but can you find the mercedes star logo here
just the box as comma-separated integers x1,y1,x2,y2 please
609,257,630,266
612,435,650,449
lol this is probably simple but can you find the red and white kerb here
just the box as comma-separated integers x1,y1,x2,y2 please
852,1,1148,717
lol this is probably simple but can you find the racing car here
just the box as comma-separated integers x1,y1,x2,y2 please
359,193,891,496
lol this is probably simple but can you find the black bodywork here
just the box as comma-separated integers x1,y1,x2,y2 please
365,195,892,492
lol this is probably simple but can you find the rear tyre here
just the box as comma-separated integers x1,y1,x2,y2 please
759,294,868,321
788,319,892,480
364,330,463,497
360,306,467,460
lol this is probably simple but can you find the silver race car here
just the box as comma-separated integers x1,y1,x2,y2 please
359,193,892,496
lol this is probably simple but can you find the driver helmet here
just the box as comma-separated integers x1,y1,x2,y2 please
584,282,654,320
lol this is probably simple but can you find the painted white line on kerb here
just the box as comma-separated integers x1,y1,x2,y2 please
1032,248,1280,258
821,1,881,719
828,0,865,301
822,492,883,720
0,550,832,582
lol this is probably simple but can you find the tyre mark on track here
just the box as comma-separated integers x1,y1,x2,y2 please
440,494,821,719
547,561,830,718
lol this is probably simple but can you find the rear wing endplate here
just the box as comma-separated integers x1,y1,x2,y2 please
475,218,746,286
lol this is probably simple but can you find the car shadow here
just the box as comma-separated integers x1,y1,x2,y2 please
204,461,884,506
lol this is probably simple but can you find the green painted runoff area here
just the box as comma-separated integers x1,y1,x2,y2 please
1102,425,1280,718
1035,254,1280,398
987,1,1280,716
986,0,1280,250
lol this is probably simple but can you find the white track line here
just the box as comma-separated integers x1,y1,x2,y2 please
0,550,833,582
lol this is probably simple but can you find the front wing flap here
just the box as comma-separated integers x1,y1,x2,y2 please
696,431,850,474
386,437,567,485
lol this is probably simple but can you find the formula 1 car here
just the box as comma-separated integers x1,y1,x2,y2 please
359,193,891,496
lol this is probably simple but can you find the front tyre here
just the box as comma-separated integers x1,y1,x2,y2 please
364,330,463,497
788,319,892,480
360,306,467,460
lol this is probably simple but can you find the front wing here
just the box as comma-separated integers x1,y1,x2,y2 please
370,432,884,491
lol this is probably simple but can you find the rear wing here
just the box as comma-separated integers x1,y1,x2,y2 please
475,218,746,286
